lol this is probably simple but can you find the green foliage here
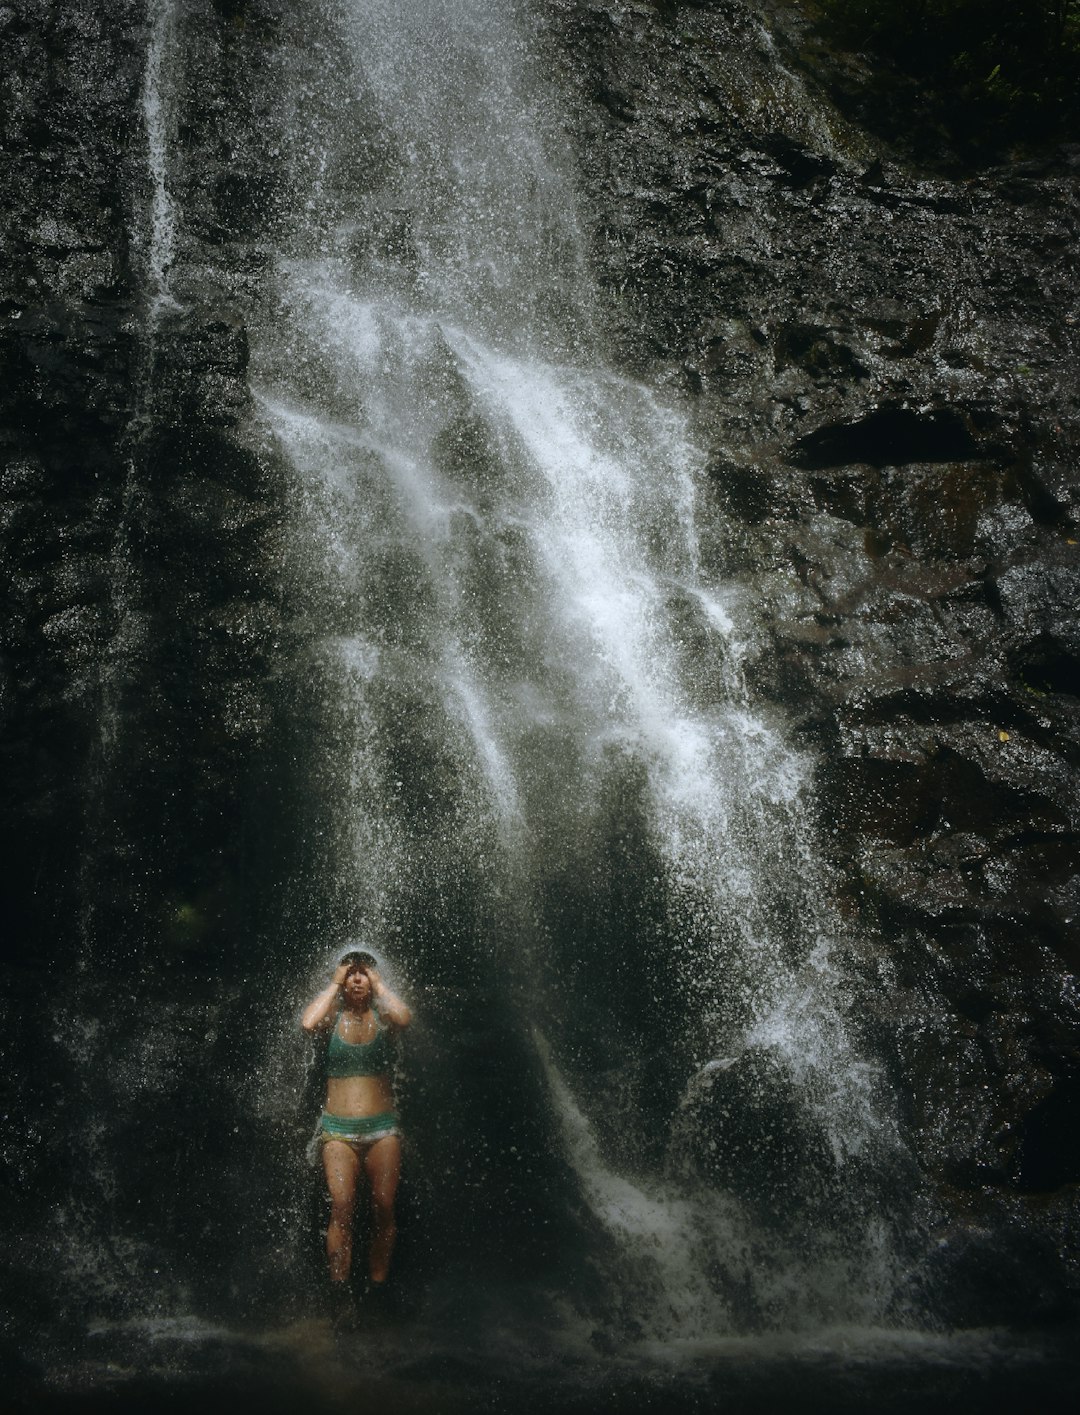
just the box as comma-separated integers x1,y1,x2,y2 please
817,0,1080,154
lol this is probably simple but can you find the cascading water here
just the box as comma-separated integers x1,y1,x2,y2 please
252,0,914,1341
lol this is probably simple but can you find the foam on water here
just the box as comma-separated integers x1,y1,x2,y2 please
534,1028,738,1337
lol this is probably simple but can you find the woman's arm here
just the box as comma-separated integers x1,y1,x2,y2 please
301,963,348,1032
370,969,412,1030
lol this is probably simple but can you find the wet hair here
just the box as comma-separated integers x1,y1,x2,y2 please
339,949,377,972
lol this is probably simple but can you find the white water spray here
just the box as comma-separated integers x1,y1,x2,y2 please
252,0,912,1334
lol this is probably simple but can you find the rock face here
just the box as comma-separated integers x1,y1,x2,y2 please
545,0,1080,1318
1,0,140,955
0,0,291,1356
1,0,286,982
2,0,1079,1351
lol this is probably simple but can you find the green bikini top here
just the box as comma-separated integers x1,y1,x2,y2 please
326,1004,394,1079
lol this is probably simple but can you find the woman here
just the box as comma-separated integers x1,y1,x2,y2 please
302,951,412,1290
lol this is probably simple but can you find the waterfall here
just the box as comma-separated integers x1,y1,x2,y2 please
249,0,914,1338
143,0,179,319
95,0,180,766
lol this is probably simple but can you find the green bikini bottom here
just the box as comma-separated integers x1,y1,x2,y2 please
320,1109,400,1140
307,1110,400,1164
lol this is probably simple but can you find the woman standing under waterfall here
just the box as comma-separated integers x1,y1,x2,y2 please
302,952,412,1293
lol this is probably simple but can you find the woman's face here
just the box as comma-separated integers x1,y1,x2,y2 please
343,967,373,1006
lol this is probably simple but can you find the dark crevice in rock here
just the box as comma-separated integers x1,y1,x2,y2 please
788,405,993,469
1011,634,1080,698
758,132,837,188
1013,1069,1080,1192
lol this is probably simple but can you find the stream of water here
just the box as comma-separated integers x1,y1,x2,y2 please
250,0,911,1339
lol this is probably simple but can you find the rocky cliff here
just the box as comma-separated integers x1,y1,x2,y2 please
544,0,1080,1320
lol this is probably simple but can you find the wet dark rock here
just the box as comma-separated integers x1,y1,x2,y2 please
672,1048,843,1223
0,12,292,1362
915,1201,1080,1328
1,0,144,971
546,0,1080,1319
707,455,813,524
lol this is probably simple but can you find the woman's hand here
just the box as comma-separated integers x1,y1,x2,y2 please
302,970,346,1032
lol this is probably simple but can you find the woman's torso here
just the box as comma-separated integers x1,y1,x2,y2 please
324,1005,396,1117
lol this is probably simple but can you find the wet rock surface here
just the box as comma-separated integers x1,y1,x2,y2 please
0,0,143,949
0,0,292,1369
545,0,1080,1314
0,0,289,979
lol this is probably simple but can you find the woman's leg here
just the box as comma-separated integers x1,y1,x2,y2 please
323,1138,361,1283
363,1133,402,1284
